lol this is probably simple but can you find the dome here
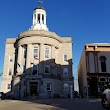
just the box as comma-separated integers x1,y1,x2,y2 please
34,6,45,10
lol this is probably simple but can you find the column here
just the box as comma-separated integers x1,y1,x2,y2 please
39,43,44,74
52,45,55,59
44,15,46,25
17,46,22,74
40,14,42,24
26,44,32,74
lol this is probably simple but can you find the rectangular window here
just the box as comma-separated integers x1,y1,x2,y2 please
9,55,13,62
63,68,68,76
9,69,12,75
32,64,38,75
47,83,51,91
64,83,69,91
7,84,11,89
45,47,49,58
33,47,39,58
63,54,67,61
44,65,50,74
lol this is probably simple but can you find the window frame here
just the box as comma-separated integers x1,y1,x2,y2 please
45,47,50,59
9,55,13,62
63,68,68,76
33,47,39,58
8,69,12,76
64,83,69,91
7,84,11,90
44,65,50,74
47,83,51,92
32,64,38,75
63,54,67,62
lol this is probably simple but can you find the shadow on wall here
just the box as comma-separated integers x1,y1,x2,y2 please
4,58,73,100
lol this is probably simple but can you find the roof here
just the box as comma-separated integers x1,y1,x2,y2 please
34,6,45,10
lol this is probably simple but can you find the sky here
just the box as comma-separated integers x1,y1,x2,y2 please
0,0,110,90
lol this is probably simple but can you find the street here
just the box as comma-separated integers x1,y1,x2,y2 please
0,98,107,110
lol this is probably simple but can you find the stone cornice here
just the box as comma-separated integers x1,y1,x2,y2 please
6,38,16,44
17,30,72,43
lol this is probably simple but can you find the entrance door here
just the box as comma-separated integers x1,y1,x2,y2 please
89,77,98,97
29,82,38,96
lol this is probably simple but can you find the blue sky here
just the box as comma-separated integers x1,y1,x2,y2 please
0,0,110,89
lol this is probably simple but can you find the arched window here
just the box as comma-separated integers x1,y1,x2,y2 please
38,14,40,23
99,56,106,72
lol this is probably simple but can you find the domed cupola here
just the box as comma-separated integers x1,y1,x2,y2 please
31,6,48,31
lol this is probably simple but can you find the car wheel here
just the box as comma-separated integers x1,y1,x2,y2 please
102,98,110,109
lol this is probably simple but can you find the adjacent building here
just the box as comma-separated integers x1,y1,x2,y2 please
78,43,110,98
1,6,73,99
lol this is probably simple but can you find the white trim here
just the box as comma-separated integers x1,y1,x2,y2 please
63,54,68,62
33,46,39,58
108,77,110,82
7,84,11,90
63,68,68,76
44,65,50,74
47,83,51,92
9,55,13,63
64,83,69,91
99,77,107,82
8,68,12,76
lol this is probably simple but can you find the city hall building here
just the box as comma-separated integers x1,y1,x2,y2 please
78,44,110,98
1,6,73,99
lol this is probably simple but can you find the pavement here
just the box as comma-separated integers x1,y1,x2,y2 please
0,98,107,110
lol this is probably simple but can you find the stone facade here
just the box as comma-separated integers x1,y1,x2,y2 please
78,43,110,98
1,6,73,99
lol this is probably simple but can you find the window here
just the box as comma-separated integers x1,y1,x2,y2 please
63,54,67,61
9,69,12,75
99,77,107,82
100,56,106,72
23,47,27,58
108,77,110,82
33,47,39,58
32,65,38,75
9,55,13,62
7,84,11,89
47,83,51,91
64,83,69,90
44,65,50,74
45,47,49,58
63,68,68,76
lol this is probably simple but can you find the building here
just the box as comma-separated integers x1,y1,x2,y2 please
78,43,110,98
1,6,73,99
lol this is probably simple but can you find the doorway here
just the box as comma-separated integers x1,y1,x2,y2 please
88,77,98,97
29,82,38,96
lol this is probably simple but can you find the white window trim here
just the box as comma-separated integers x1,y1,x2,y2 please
64,83,69,91
63,54,68,62
9,55,13,63
63,68,68,76
7,84,11,90
44,46,51,59
33,46,39,58
47,83,51,92
8,69,12,76
32,64,38,75
44,65,50,74
99,77,107,82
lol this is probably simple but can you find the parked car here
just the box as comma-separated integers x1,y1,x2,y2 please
101,88,110,109
0,92,5,100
